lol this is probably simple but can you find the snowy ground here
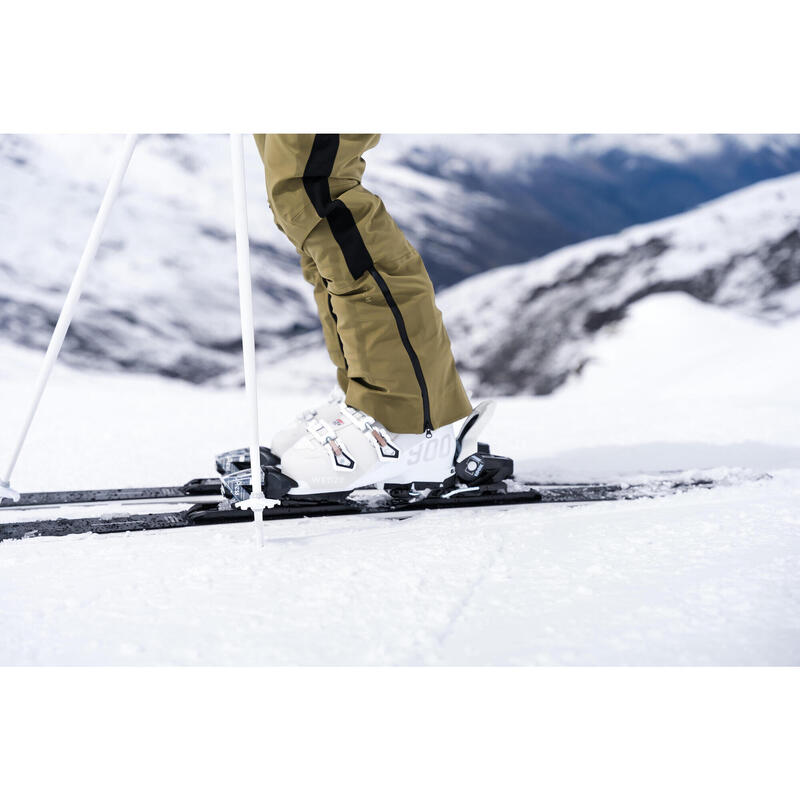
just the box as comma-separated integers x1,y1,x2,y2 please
1,294,799,665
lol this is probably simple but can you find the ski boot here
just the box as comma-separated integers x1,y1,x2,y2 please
219,400,514,505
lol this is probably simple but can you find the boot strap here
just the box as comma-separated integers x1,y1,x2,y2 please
306,418,355,471
337,403,400,461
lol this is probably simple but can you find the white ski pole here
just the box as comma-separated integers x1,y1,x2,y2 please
229,133,271,546
1,133,139,502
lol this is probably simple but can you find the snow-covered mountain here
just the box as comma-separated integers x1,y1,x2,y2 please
439,171,800,394
368,134,800,284
0,135,319,382
2,133,800,384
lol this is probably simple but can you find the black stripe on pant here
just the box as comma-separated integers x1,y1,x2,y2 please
302,134,373,281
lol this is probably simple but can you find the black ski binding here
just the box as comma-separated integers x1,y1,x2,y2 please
219,466,297,504
454,442,514,487
215,446,279,475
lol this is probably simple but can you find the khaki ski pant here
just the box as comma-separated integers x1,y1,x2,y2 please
253,134,472,434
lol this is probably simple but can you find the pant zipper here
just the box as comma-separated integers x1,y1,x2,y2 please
367,267,433,435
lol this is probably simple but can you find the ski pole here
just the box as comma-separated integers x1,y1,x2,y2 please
1,134,139,502
229,133,271,546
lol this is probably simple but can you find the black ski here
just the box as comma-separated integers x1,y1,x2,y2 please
1,478,222,510
0,478,716,542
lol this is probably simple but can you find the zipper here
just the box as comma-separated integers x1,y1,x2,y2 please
322,278,348,371
367,267,433,435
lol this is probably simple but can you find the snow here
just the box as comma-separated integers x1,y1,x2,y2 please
1,293,798,665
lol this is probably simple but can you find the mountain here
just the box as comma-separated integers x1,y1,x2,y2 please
0,134,317,382
438,170,800,394
1,133,800,383
368,134,800,285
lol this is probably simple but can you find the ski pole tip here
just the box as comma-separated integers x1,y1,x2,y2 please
0,480,21,503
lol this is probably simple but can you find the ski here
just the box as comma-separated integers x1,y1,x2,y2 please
0,478,716,542
0,478,223,510
0,446,279,510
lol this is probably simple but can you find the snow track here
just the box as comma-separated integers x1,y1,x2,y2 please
1,473,797,665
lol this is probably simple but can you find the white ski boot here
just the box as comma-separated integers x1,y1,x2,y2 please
279,400,500,497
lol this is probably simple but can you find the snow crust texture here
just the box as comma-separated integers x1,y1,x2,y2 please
2,474,798,666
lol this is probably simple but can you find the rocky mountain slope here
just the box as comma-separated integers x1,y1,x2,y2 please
439,171,800,394
369,134,800,285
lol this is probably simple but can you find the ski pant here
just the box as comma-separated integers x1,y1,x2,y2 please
253,134,472,434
